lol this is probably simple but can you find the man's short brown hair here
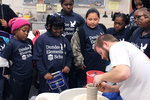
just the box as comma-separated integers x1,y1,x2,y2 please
94,34,118,51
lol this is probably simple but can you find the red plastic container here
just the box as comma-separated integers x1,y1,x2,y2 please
86,70,104,84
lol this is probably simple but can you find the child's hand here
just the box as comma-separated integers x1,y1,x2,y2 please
62,66,70,73
44,73,53,80
78,65,86,70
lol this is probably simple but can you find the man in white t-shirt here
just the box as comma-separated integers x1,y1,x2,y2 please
93,34,150,100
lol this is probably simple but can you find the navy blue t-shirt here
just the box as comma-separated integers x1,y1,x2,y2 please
131,28,150,58
77,23,105,80
32,31,74,76
107,28,132,41
0,37,33,80
58,9,85,42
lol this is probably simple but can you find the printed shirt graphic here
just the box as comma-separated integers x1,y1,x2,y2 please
131,29,150,58
0,38,33,80
84,24,104,51
18,43,32,60
46,43,65,61
0,37,9,53
0,43,5,53
58,10,85,42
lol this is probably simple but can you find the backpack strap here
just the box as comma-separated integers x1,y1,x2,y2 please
128,27,141,42
77,24,85,56
99,23,107,33
61,36,65,68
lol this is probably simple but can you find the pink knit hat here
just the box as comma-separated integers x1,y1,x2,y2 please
9,17,31,34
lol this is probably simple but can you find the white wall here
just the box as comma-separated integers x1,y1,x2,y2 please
2,0,131,28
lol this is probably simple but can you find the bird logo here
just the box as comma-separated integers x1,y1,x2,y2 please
70,21,76,27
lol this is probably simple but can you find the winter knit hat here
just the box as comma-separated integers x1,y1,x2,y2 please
8,17,31,34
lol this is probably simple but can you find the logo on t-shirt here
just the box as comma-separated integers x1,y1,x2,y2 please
132,42,148,52
100,32,104,35
0,44,5,53
18,44,32,60
140,43,148,52
70,21,76,27
89,35,100,50
119,38,125,41
46,43,66,61
22,55,27,60
64,21,76,36
48,54,53,61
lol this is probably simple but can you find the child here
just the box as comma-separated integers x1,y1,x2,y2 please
107,12,131,41
58,0,85,88
131,8,150,58
134,7,147,27
128,0,150,31
71,8,106,87
58,0,85,42
32,14,74,93
0,17,33,100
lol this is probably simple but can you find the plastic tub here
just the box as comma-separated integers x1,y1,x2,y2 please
86,70,104,84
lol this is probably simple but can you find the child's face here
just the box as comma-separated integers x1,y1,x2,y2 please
86,12,99,29
114,17,126,33
14,25,30,41
51,26,63,37
138,10,150,29
134,0,144,9
61,0,74,14
134,9,146,26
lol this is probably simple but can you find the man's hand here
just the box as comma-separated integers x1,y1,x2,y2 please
0,19,8,29
62,66,70,73
98,82,111,92
93,74,103,87
44,73,53,80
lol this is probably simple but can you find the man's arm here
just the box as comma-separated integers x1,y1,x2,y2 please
93,64,130,86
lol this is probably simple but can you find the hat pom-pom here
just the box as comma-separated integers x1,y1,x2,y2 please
8,17,21,28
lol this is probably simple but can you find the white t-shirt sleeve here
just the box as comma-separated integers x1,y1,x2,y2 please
110,45,130,68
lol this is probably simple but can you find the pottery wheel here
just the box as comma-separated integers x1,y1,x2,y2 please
72,94,108,100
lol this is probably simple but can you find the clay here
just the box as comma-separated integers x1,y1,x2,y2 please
72,83,108,100
38,97,48,100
